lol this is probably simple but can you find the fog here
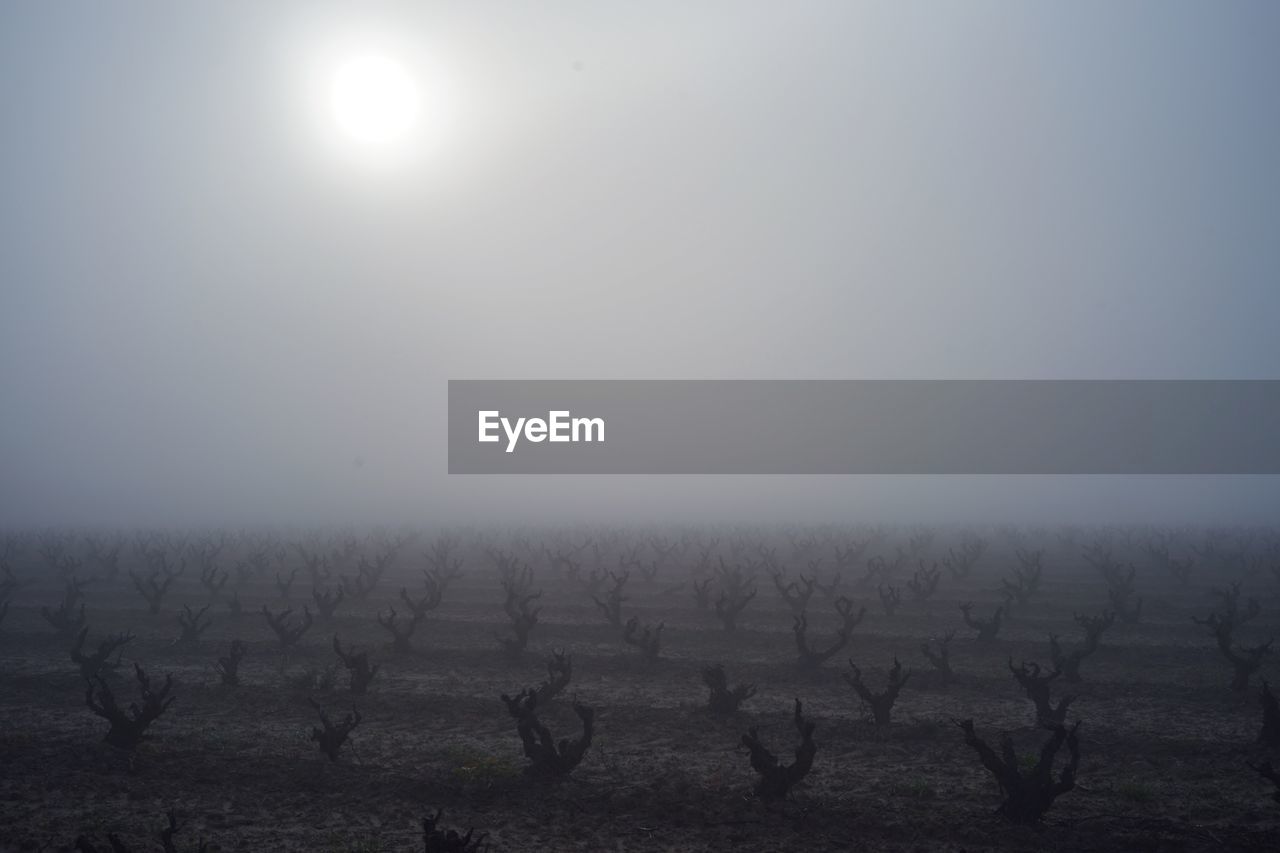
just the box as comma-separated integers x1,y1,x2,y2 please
2,1,1279,528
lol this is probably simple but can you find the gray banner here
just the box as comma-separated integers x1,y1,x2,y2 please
447,380,1280,474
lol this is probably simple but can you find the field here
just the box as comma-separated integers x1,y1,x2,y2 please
1,527,1279,852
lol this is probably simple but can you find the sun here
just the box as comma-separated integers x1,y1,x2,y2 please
328,54,420,146
298,32,458,173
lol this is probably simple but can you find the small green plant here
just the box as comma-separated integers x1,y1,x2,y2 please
446,745,520,785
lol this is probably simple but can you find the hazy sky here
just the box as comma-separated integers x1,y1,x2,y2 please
2,1,1278,527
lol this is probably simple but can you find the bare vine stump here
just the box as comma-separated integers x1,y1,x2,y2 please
497,577,542,658
960,602,1004,641
622,616,664,663
378,607,424,654
1048,610,1114,684
216,639,246,687
175,603,212,648
1010,659,1075,726
703,663,756,716
920,630,955,686
954,718,1081,823
793,597,864,670
85,663,176,750
309,698,360,762
262,605,313,654
333,635,380,694
532,649,572,704
844,657,910,726
740,698,817,800
500,689,594,777
591,570,629,629
312,584,345,619
70,627,132,681
423,809,488,852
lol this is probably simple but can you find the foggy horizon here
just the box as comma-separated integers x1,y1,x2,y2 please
3,1,1279,528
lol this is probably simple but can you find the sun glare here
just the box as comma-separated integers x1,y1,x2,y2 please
329,54,420,146
296,24,459,176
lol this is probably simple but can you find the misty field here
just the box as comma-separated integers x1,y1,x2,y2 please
1,526,1279,852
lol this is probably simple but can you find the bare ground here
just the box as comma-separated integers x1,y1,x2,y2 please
1,538,1278,851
